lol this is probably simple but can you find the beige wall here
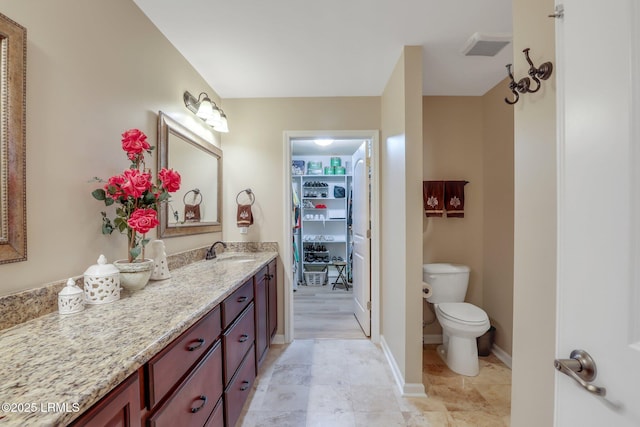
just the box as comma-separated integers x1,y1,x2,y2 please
380,46,424,390
422,96,484,309
482,79,514,355
0,0,223,296
422,85,514,356
221,97,380,336
482,79,515,355
511,0,557,424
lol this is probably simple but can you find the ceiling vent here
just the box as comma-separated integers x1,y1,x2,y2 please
462,32,511,57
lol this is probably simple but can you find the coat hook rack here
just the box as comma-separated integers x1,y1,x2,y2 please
523,48,553,93
505,64,530,105
504,48,553,105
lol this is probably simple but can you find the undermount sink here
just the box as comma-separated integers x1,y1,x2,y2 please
216,254,254,263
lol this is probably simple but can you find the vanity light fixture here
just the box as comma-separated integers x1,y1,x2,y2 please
183,90,229,133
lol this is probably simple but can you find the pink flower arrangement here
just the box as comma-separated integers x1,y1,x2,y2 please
92,129,181,262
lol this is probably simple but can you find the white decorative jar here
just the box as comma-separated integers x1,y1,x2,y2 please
83,254,121,304
149,240,170,280
58,278,85,315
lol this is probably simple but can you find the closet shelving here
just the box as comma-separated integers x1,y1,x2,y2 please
293,173,350,285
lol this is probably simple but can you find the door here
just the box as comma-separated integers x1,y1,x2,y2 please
351,141,371,336
555,0,640,425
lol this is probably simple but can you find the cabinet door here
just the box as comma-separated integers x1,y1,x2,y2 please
254,266,269,367
70,372,141,427
267,259,277,340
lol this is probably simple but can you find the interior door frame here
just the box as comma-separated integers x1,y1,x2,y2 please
283,130,381,344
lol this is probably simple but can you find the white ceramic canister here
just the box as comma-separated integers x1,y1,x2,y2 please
83,255,121,304
149,240,171,280
58,278,85,314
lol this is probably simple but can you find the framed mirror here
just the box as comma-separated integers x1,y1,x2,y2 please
0,13,27,264
157,111,222,237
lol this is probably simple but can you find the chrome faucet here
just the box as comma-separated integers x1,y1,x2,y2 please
205,241,227,260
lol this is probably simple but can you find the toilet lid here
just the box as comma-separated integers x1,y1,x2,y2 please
437,302,488,324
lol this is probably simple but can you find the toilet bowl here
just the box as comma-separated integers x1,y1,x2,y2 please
423,263,490,376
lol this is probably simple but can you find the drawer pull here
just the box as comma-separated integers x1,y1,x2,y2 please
240,381,250,391
237,296,248,303
238,334,249,343
190,395,207,413
187,338,205,351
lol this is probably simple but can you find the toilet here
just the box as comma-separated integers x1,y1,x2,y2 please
423,263,490,376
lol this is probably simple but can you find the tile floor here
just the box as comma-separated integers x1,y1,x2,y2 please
237,340,511,427
241,282,512,426
293,283,363,339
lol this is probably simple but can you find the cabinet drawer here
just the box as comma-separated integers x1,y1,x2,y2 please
147,306,221,407
223,303,255,385
224,347,256,427
147,340,223,427
203,398,224,427
221,278,254,328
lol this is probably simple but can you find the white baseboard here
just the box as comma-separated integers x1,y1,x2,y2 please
380,335,427,397
491,344,512,369
422,334,442,344
271,334,285,345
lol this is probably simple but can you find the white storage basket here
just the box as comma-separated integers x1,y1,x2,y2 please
304,270,327,286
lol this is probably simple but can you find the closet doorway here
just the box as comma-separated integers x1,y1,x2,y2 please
283,131,380,343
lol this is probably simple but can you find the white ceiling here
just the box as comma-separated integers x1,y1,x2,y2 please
133,0,513,98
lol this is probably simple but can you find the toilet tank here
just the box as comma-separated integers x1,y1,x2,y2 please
423,263,470,304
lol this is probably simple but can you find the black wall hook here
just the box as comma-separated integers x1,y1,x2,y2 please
523,48,553,93
504,48,553,104
505,64,531,105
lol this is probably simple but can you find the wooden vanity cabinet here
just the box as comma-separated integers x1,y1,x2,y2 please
267,259,277,340
254,266,269,367
70,371,142,427
221,283,256,427
255,259,278,369
71,257,277,427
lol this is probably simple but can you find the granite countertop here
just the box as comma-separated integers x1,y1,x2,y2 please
0,251,277,426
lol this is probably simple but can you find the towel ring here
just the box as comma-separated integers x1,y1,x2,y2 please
236,188,255,206
183,189,203,206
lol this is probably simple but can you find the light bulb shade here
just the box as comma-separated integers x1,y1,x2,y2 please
213,114,229,133
205,107,222,126
196,96,214,119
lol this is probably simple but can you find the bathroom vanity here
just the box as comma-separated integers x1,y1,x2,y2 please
0,251,278,427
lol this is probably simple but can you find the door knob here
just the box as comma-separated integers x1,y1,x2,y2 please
554,349,606,396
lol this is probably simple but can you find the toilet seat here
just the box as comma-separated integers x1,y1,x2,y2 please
437,302,488,325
